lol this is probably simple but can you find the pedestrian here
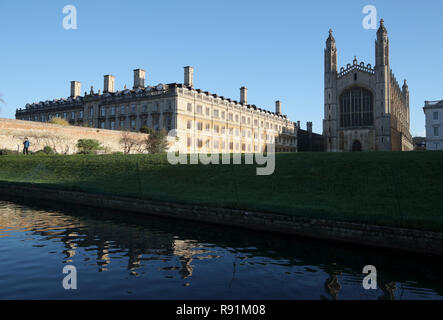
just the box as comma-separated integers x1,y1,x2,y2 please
23,137,30,155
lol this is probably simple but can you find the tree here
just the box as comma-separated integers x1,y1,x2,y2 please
145,129,168,154
48,117,70,126
119,131,143,154
76,139,103,155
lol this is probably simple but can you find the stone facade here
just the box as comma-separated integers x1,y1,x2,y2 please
423,100,443,150
16,67,298,153
323,20,413,152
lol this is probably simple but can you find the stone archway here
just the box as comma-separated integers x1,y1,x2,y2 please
352,140,362,152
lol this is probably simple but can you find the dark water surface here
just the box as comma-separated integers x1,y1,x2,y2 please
0,198,442,300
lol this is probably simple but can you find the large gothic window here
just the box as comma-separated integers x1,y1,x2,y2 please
339,87,374,128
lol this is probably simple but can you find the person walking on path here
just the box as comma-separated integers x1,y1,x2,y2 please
23,138,30,155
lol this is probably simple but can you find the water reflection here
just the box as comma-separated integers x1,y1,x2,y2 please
0,197,442,300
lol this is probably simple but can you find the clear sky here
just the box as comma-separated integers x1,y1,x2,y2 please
1,0,442,136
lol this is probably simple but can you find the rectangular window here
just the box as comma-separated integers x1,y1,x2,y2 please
205,123,210,132
79,111,83,119
187,103,192,112
197,122,202,131
433,111,439,121
187,137,192,147
111,107,116,116
206,107,210,116
434,126,439,137
221,111,225,119
214,109,219,118
131,105,136,113
197,105,203,114
187,120,192,129
71,112,75,120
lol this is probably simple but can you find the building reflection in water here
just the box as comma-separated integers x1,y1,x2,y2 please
0,202,211,280
0,199,443,300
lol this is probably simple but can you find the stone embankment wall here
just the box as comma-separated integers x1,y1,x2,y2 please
0,118,148,154
1,184,442,256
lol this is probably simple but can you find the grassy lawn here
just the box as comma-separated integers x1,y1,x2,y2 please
0,152,443,232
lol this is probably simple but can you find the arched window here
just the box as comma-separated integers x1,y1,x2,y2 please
339,87,374,128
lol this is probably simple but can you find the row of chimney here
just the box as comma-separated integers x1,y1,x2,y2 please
70,66,282,115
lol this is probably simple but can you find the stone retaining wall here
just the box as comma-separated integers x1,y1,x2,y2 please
1,183,442,256
0,118,147,154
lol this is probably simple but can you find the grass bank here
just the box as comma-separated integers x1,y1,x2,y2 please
0,152,442,232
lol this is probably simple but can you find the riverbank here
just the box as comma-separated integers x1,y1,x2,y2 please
1,183,443,256
1,152,443,254
1,152,443,231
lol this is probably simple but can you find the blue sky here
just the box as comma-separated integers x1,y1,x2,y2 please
1,0,442,136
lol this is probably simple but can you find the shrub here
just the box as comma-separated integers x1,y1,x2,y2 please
0,149,17,156
42,146,56,155
48,117,70,126
77,139,103,155
145,129,168,154
140,126,153,134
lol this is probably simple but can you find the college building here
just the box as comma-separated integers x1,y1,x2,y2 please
16,67,298,153
323,20,413,152
423,100,443,150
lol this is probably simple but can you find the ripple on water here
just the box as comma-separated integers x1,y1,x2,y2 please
0,200,442,300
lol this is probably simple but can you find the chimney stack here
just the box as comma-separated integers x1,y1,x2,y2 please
70,81,81,98
133,69,146,89
275,100,282,115
307,122,313,134
104,75,115,93
240,87,248,104
184,66,194,88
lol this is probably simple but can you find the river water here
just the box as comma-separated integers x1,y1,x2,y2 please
0,198,442,300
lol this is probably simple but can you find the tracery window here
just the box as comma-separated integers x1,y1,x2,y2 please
340,87,374,128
